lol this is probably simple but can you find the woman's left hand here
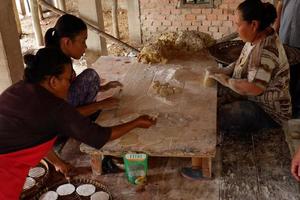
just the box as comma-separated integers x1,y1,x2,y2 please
209,73,230,87
106,81,123,89
54,161,76,179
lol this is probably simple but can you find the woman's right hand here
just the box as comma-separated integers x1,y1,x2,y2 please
291,147,300,181
134,115,157,128
206,66,223,75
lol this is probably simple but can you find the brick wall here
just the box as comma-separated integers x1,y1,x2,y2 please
140,0,243,43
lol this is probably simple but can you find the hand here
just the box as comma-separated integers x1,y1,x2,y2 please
209,73,230,86
206,66,223,75
291,147,300,181
135,115,157,128
54,161,76,179
99,97,120,110
106,81,123,89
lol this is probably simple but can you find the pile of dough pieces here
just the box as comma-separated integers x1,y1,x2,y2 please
138,30,216,64
152,81,182,97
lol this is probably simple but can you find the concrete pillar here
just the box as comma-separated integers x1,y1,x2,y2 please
127,0,142,45
29,0,44,46
0,0,24,93
12,0,22,37
78,0,108,58
16,0,27,15
56,0,66,11
112,0,119,39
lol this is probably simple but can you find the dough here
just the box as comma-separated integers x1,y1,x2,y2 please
56,183,75,196
90,191,110,200
29,167,46,178
76,184,96,196
39,191,58,200
23,177,36,190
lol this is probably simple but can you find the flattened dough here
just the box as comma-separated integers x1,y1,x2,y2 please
90,191,110,200
76,184,96,196
56,183,75,196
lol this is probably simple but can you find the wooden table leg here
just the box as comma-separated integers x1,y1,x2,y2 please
90,154,103,175
191,157,212,178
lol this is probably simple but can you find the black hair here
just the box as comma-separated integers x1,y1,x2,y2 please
44,14,87,48
24,48,72,84
237,0,277,31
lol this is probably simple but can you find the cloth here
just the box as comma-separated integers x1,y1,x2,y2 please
0,81,111,154
68,68,101,107
0,138,56,200
218,86,280,133
231,29,291,125
279,0,300,48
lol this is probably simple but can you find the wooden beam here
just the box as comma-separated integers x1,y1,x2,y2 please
90,154,103,175
12,0,22,37
112,0,119,39
29,0,44,46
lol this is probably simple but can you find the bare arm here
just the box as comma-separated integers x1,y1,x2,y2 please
45,150,73,178
292,146,300,181
76,97,119,117
209,73,264,96
110,115,156,141
274,0,283,33
206,62,235,76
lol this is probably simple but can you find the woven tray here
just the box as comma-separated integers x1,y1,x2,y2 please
20,159,50,199
209,40,300,66
32,177,113,200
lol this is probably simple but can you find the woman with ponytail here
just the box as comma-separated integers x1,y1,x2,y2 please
0,48,155,199
182,0,291,180
45,14,124,174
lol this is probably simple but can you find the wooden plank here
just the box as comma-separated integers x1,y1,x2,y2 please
81,54,217,158
202,158,212,178
90,154,103,175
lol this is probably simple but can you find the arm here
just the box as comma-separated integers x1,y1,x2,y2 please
109,115,156,141
99,81,123,92
209,73,264,96
45,150,73,178
206,62,236,76
292,147,300,181
274,0,283,33
76,97,119,117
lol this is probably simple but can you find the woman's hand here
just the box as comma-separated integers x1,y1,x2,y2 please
206,66,223,75
134,115,157,128
292,147,300,181
54,161,76,179
106,81,123,89
209,73,230,87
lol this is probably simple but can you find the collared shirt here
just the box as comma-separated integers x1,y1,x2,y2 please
232,31,292,125
279,0,300,48
0,81,111,154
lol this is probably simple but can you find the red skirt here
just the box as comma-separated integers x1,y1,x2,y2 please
0,138,56,200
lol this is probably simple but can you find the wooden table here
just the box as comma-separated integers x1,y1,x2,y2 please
80,52,218,178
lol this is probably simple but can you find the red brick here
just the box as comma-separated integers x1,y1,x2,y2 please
154,15,166,20
219,26,230,34
220,4,229,9
157,26,168,32
212,20,222,26
188,26,198,31
171,9,182,15
209,26,218,33
191,9,202,14
202,8,212,15
218,14,228,21
192,21,203,26
223,20,233,27
207,14,217,21
196,15,206,21
198,26,209,32
185,14,197,21
153,21,162,26
202,20,211,26
182,21,193,26
212,9,223,15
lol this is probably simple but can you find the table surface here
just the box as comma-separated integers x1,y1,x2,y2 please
80,52,218,158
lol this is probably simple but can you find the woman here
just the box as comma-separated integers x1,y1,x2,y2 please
0,48,155,199
44,14,123,174
182,0,292,180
